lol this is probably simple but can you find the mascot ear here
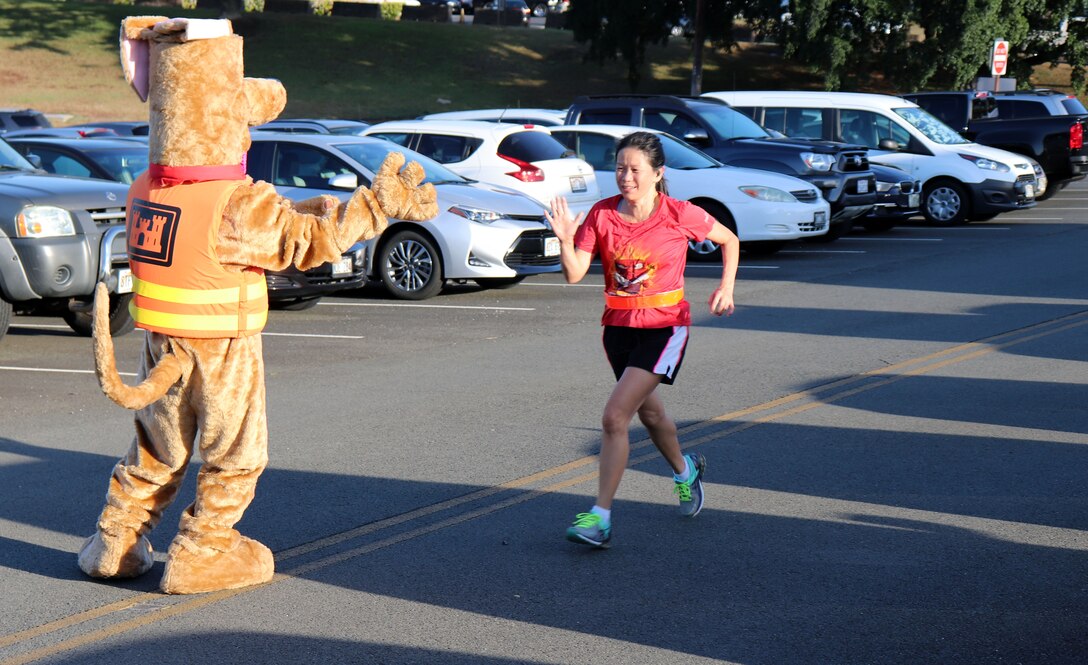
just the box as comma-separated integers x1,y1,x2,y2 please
119,16,167,103
244,78,287,127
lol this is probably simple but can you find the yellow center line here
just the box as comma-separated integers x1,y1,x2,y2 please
4,309,1086,664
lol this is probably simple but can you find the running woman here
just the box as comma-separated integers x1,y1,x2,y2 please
545,131,739,548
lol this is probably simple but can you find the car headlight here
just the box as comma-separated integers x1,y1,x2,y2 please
738,186,798,202
16,206,76,238
800,152,835,172
448,205,503,224
875,180,894,193
959,154,1010,172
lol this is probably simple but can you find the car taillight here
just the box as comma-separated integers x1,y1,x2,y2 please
1070,122,1083,151
499,153,545,182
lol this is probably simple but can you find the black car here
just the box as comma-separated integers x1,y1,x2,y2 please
565,94,876,240
858,163,921,232
0,108,51,135
10,136,365,309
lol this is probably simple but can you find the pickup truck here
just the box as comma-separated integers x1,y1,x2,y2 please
901,91,1088,199
564,94,876,240
0,137,133,340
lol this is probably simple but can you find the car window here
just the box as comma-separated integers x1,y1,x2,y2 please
763,107,823,138
367,132,415,148
497,130,570,162
553,131,616,170
995,99,1048,119
415,133,481,163
659,134,718,169
272,144,354,189
26,147,93,178
0,140,36,169
1061,97,1088,114
893,107,969,145
334,141,469,186
579,109,630,125
839,110,911,149
81,147,149,183
688,104,769,140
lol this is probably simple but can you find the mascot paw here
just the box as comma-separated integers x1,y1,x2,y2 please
371,151,439,222
77,529,154,579
160,534,274,595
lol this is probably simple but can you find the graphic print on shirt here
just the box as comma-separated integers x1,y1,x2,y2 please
128,198,181,267
610,245,656,296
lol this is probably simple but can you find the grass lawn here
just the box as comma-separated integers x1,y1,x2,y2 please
0,1,1080,125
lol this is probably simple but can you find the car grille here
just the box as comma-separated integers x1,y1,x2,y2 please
837,152,869,172
790,189,819,203
506,214,548,223
506,230,560,267
1017,174,1036,185
798,220,825,232
899,180,918,194
90,207,127,225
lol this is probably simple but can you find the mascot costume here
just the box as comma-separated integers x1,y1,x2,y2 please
78,16,437,594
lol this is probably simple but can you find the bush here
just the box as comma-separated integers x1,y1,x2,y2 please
381,2,403,20
310,0,333,14
245,0,265,10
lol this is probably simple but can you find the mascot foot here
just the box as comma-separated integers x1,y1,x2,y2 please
160,535,274,595
77,528,154,579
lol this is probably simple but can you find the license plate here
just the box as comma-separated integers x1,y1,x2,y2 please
545,236,561,257
569,176,587,193
1024,184,1035,199
813,211,827,230
116,268,133,294
332,256,353,276
857,179,869,194
908,193,920,207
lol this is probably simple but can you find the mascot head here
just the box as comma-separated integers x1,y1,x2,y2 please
120,17,286,168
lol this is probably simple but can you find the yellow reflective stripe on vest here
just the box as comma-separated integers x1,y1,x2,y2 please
129,302,268,333
133,277,265,305
604,288,684,310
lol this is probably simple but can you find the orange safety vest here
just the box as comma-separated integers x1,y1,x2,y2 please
126,172,268,338
603,288,684,310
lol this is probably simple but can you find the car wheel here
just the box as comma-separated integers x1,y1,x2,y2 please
379,230,444,300
742,240,785,256
0,298,11,341
271,296,322,311
474,276,526,289
923,180,970,226
63,292,135,337
687,201,734,262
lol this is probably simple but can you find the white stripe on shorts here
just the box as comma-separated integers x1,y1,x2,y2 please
653,326,689,379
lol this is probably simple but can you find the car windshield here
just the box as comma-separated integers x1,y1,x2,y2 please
659,134,720,169
893,107,970,144
81,147,150,183
0,139,35,170
694,104,770,140
334,141,469,185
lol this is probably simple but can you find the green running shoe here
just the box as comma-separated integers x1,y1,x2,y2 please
674,452,706,517
565,512,612,548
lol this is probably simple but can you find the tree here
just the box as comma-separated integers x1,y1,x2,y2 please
568,0,687,89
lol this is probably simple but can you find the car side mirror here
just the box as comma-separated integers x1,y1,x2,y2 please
26,153,42,169
328,173,359,190
682,128,710,146
877,138,900,151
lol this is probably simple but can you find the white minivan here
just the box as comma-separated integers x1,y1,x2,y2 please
704,91,1043,225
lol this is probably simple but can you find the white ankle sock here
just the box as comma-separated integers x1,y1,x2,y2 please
590,505,611,526
673,456,693,483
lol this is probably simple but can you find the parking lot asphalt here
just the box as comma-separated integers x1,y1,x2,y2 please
1,182,1087,664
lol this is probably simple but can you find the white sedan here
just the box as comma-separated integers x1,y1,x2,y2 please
548,125,831,258
363,119,600,216
246,134,561,300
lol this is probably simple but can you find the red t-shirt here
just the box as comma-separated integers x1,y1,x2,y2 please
574,194,714,328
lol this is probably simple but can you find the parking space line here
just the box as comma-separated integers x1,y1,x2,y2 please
840,237,942,242
261,332,366,340
780,249,865,254
9,324,71,330
895,226,1009,231
7,309,1085,664
318,302,534,311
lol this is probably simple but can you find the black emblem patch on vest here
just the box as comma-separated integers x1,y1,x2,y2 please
129,198,180,267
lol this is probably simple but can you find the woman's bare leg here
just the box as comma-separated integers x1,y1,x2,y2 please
596,367,663,509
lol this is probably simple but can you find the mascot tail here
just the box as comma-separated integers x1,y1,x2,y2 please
93,283,185,410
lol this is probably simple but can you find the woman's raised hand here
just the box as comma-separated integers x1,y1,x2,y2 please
545,196,583,244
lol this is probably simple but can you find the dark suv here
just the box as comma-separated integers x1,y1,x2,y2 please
0,108,51,135
564,94,876,239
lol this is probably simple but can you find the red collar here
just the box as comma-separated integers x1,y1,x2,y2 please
148,163,246,186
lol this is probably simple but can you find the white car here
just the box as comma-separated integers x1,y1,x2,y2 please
363,119,600,215
417,108,568,127
548,125,830,257
246,134,561,300
704,91,1042,225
